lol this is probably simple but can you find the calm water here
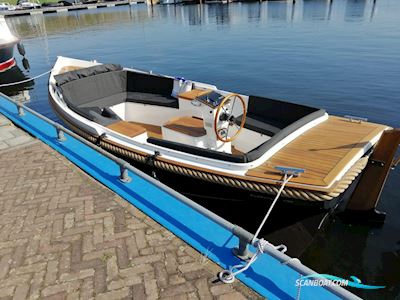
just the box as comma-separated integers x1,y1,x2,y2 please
2,0,400,298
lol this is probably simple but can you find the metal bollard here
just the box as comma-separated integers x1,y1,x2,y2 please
56,126,66,142
232,237,253,261
119,163,132,183
232,226,254,260
17,104,24,116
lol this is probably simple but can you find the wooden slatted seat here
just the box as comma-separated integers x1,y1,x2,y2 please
163,116,206,137
106,121,146,137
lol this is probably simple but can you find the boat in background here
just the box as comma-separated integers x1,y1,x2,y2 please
0,2,17,11
159,0,185,5
0,16,19,73
16,0,41,9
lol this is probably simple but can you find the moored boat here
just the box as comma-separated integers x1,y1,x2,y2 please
0,16,19,73
48,56,399,220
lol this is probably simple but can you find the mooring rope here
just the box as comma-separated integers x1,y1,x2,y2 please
219,173,294,284
252,173,294,244
0,69,52,88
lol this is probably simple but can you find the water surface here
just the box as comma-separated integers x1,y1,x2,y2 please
2,1,399,298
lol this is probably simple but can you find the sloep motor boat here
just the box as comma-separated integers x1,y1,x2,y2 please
49,56,400,222
0,16,19,72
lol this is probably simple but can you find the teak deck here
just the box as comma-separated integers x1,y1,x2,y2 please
246,116,388,191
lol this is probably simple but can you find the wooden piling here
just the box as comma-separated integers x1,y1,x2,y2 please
345,128,400,223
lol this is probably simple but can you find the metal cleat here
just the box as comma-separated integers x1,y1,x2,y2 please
344,115,368,123
275,166,305,177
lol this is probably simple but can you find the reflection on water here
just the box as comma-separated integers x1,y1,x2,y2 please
345,0,367,21
267,1,288,21
0,64,33,100
5,0,383,37
3,1,400,299
303,0,330,21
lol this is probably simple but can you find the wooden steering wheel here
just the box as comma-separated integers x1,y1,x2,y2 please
214,93,246,143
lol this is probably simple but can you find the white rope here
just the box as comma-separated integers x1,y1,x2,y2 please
0,69,52,87
252,173,294,244
218,239,270,283
218,174,294,284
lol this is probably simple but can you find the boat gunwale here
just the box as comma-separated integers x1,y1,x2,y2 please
49,94,374,196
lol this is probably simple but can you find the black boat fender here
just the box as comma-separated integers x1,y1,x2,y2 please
22,57,30,71
17,43,26,57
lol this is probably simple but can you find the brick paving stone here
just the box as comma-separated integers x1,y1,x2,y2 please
0,114,11,127
0,115,263,300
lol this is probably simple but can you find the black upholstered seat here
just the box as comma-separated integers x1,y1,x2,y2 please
237,115,281,136
126,92,178,108
236,95,321,137
55,64,179,117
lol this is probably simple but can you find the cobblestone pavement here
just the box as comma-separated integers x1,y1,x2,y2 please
0,119,262,299
0,114,37,152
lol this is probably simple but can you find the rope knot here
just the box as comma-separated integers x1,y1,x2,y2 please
256,238,269,253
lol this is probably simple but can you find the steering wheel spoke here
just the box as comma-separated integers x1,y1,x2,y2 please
214,93,246,143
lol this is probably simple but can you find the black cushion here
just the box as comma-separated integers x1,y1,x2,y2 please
126,92,178,108
147,137,247,163
236,95,320,137
60,71,127,108
55,64,123,86
102,107,120,119
247,95,319,128
88,110,120,126
236,115,281,136
79,92,127,109
127,71,173,96
68,106,101,121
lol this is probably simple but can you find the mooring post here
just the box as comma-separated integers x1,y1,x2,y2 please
56,126,66,142
119,163,132,183
17,103,24,116
232,238,253,261
232,226,253,260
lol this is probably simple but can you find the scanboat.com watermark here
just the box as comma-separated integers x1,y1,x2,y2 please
296,274,385,290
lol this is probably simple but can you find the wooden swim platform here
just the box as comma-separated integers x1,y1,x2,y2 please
246,116,388,192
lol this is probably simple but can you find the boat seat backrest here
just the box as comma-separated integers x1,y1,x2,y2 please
60,71,127,108
247,95,319,129
127,71,174,96
55,64,123,86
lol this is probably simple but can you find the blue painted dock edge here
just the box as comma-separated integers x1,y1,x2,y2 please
0,95,352,300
